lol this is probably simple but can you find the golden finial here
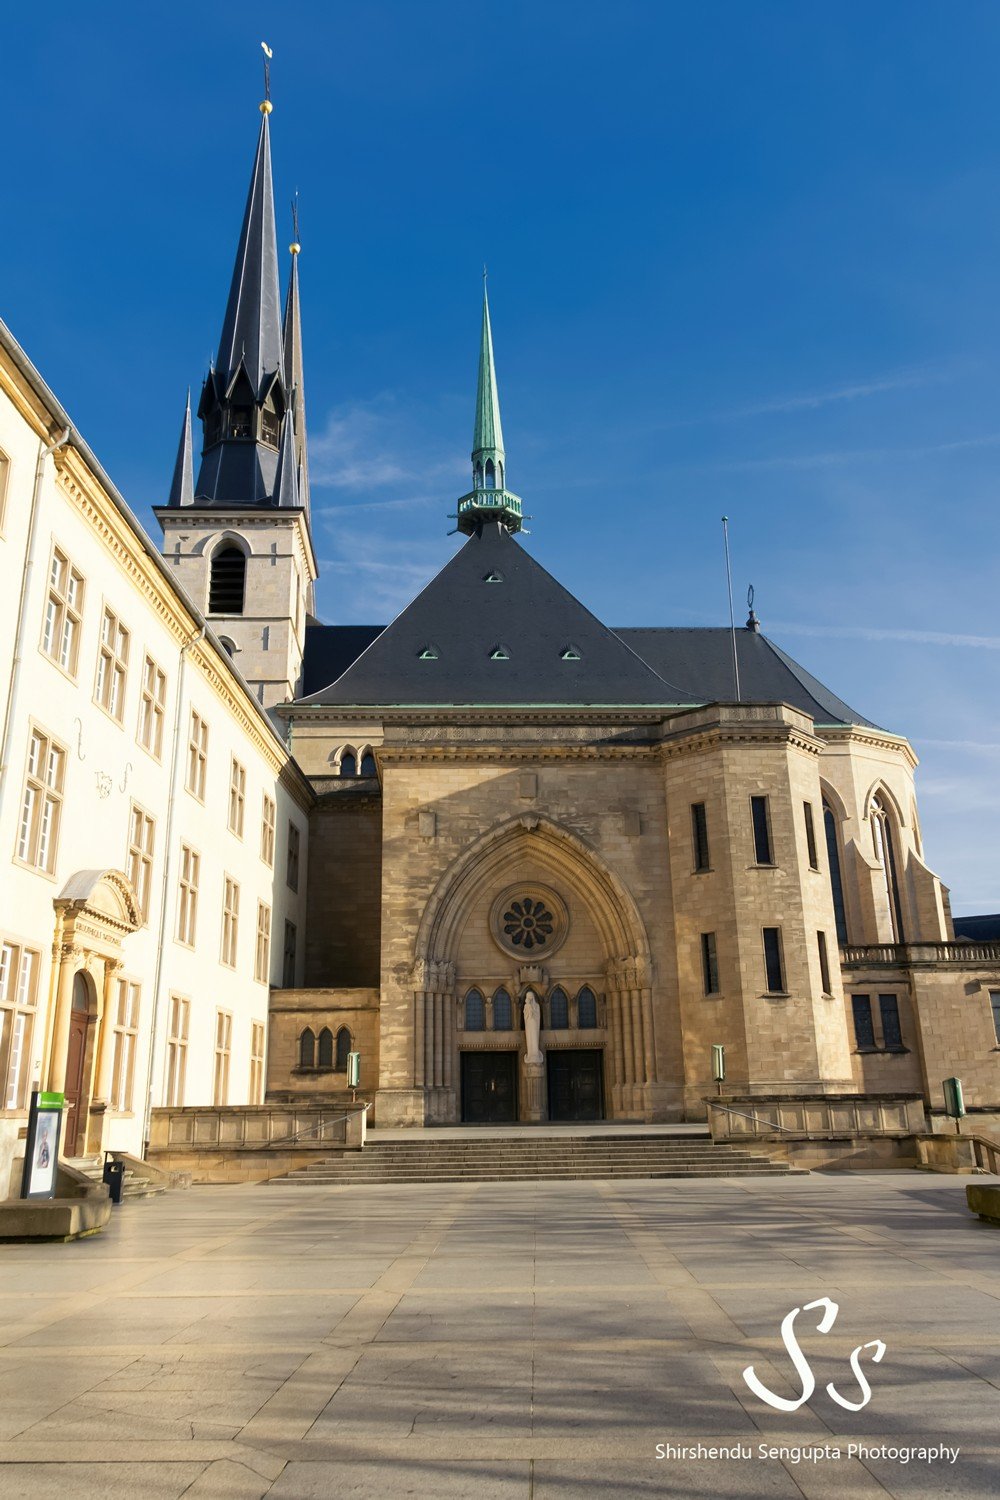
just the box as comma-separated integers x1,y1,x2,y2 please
260,41,273,113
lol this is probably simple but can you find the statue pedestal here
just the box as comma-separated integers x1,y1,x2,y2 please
523,1060,546,1122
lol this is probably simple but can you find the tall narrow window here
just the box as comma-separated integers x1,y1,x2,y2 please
165,995,189,1105
110,979,140,1111
209,546,246,614
137,655,166,758
261,794,276,866
282,920,297,987
492,988,512,1031
0,941,39,1109
879,994,904,1051
254,901,271,983
762,928,785,993
249,1021,266,1104
186,711,208,800
95,606,130,721
336,1027,352,1069
871,794,905,942
317,1026,334,1068
804,801,819,870
298,1028,315,1068
41,546,84,676
750,796,773,865
991,991,1000,1046
817,931,832,995
577,987,598,1029
213,1010,232,1104
221,877,240,968
340,750,357,777
17,728,66,872
360,750,377,777
852,994,876,1051
549,987,569,1029
692,802,711,872
126,804,155,921
823,799,849,946
228,757,246,837
287,822,301,892
176,844,199,946
701,932,720,996
464,990,485,1031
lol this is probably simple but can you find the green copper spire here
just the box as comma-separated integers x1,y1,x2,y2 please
455,281,523,535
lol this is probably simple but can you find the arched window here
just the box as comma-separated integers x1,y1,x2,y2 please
218,636,237,659
549,987,569,1030
464,989,485,1031
335,1027,352,1068
823,798,849,946
298,1028,315,1068
485,459,495,489
492,988,512,1031
577,986,598,1029
359,751,377,778
209,546,246,614
871,793,905,942
340,749,357,777
317,1027,334,1068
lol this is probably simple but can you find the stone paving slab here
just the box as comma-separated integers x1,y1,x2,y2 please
0,1173,998,1496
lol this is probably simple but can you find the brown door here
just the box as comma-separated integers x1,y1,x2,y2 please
64,1011,90,1157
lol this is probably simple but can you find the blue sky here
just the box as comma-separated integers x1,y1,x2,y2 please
5,3,1000,911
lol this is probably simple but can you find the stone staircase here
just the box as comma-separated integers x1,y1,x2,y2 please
269,1132,803,1186
70,1155,170,1202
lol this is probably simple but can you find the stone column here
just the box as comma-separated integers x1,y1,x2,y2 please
93,957,123,1107
609,989,626,1116
413,991,426,1088
640,986,657,1083
46,942,78,1092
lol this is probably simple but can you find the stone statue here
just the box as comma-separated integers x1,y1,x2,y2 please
523,989,543,1066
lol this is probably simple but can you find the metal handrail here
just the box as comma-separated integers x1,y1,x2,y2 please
709,1102,796,1135
266,1103,370,1151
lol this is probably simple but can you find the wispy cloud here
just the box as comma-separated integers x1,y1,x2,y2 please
309,396,465,493
704,431,1000,473
771,621,1000,650
732,364,956,417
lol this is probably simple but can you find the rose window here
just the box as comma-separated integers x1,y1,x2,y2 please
501,896,555,951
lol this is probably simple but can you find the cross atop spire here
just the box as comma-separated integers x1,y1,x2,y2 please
455,283,523,536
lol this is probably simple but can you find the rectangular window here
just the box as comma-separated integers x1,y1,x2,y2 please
221,876,240,967
165,994,189,1106
691,802,711,872
186,711,208,800
804,801,819,871
95,605,130,721
817,930,831,995
137,655,166,758
213,1009,232,1105
126,803,155,922
879,993,904,1051
41,546,84,676
283,920,297,987
991,991,1000,1046
852,993,876,1050
751,796,773,865
110,979,141,1111
701,932,720,995
176,843,200,946
17,727,66,872
762,927,785,993
249,1020,266,1105
261,794,276,866
0,940,39,1109
228,757,246,837
286,821,300,892
255,901,271,984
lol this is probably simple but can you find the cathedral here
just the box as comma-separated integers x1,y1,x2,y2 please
2,82,999,1190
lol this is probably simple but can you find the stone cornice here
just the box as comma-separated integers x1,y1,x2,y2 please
817,725,918,771
155,505,318,582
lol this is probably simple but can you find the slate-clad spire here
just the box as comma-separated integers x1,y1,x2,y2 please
167,391,194,507
272,396,300,509
282,215,310,519
216,107,283,394
455,283,523,536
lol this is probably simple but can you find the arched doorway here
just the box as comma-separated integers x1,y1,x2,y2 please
64,972,96,1156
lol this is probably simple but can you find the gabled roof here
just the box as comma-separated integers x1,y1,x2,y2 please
299,525,688,707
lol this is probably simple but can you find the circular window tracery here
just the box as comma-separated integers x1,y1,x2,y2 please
489,884,568,959
501,896,554,950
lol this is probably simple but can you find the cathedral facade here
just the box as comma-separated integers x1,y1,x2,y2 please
2,84,999,1193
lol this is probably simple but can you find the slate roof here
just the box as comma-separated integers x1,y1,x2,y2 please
298,527,877,724
951,914,1000,942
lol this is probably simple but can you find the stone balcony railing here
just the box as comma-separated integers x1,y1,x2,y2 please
841,942,1000,968
149,1104,367,1154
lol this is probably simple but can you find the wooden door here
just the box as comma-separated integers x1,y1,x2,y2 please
547,1049,604,1121
64,1012,90,1156
461,1051,518,1123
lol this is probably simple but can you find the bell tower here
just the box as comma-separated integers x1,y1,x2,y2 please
155,73,317,707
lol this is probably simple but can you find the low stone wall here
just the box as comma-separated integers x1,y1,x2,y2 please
704,1092,927,1171
148,1103,368,1184
967,1184,1000,1224
0,1162,111,1241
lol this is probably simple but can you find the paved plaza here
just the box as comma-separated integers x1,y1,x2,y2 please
1,1172,998,1498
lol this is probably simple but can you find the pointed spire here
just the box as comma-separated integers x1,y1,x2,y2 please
215,102,283,394
167,391,194,507
455,279,522,535
282,199,311,520
272,402,300,509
